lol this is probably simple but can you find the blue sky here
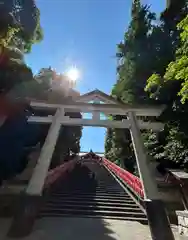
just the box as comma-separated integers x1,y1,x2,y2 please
26,0,165,153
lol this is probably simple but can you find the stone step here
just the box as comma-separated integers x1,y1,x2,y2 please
39,161,146,223
62,186,122,191
53,186,124,191
51,192,130,199
38,213,148,224
53,184,122,191
48,196,135,204
50,195,132,201
51,190,127,195
74,191,126,195
97,186,123,189
40,208,146,218
95,187,122,190
97,185,120,188
75,188,124,191
43,203,142,212
94,185,122,188
46,199,139,207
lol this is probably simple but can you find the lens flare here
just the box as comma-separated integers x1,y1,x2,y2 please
66,67,80,82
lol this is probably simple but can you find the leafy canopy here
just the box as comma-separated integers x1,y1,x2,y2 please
145,16,188,103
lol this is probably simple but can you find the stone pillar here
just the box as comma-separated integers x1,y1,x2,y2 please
8,108,63,238
92,110,100,122
26,108,63,195
128,111,175,240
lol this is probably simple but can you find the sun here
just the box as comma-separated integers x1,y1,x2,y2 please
66,67,80,82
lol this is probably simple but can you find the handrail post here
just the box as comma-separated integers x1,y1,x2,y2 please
128,111,175,240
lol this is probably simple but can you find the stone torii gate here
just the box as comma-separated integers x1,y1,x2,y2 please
9,89,174,240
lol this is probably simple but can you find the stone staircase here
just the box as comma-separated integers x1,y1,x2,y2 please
39,159,147,223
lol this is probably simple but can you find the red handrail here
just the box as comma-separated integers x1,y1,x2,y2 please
44,160,77,188
45,153,144,198
102,157,144,198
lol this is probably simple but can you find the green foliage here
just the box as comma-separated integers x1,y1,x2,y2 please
21,8,44,53
0,5,43,53
33,68,82,168
0,63,82,169
144,4,188,169
0,3,43,93
164,16,188,103
0,26,19,48
146,16,188,103
105,0,188,172
105,0,155,173
105,129,113,157
0,60,33,94
51,122,82,168
144,74,162,99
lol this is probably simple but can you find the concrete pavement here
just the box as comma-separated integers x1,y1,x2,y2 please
1,217,188,240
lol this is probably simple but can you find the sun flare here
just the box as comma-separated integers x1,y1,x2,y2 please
66,67,80,82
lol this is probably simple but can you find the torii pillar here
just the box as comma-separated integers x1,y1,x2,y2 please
128,111,175,240
8,108,64,238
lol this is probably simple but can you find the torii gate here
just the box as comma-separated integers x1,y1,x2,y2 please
9,89,174,240
26,89,164,197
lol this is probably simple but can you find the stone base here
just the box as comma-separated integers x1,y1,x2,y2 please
145,199,175,240
7,192,43,238
176,210,188,237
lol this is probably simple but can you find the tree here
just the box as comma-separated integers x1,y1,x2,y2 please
19,8,43,53
0,26,19,48
31,68,83,169
151,16,188,103
49,121,82,169
143,0,188,170
0,104,42,183
105,0,156,173
0,0,43,53
0,66,83,181
0,1,44,183
105,0,188,172
0,61,33,94
144,15,188,170
0,0,44,101
105,128,113,159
